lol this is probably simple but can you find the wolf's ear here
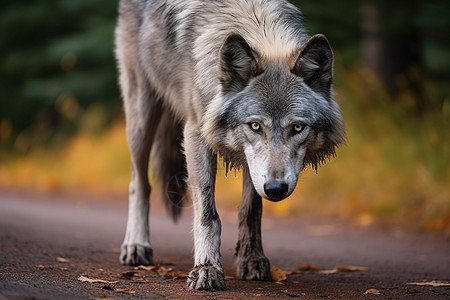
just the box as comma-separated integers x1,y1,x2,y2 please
292,34,334,98
219,33,262,93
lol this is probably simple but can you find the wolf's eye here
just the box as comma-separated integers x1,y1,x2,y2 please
292,124,304,134
249,122,261,133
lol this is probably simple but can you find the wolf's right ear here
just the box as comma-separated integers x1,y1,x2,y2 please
292,34,334,99
219,33,262,93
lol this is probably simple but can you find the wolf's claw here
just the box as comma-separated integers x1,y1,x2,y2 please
120,243,154,266
186,265,227,291
236,255,271,281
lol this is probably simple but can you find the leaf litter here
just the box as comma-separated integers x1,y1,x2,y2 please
56,257,70,263
407,280,450,287
78,275,118,284
135,259,188,280
319,265,368,275
270,266,288,282
363,289,381,295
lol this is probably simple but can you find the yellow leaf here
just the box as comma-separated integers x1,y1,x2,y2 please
135,265,156,271
364,289,381,295
172,272,188,280
319,268,338,275
130,280,153,284
336,265,368,272
114,288,136,294
407,281,450,287
270,266,287,282
78,275,117,284
56,257,69,263
299,265,322,271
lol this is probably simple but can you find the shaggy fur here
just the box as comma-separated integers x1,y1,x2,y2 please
115,0,345,291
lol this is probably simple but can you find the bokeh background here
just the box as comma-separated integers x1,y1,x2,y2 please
0,0,449,232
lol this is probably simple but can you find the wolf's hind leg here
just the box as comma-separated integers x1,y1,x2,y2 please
120,86,163,266
235,166,271,281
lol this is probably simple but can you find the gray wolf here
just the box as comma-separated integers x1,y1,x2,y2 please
115,0,345,291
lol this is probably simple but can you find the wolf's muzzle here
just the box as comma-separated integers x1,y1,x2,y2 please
264,181,288,201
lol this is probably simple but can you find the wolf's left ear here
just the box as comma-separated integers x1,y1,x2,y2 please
292,34,334,98
219,33,262,93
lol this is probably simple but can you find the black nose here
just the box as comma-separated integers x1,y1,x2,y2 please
264,181,288,201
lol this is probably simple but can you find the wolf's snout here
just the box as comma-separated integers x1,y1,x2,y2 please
264,181,288,201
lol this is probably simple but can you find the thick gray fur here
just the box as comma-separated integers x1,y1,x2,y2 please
115,0,345,291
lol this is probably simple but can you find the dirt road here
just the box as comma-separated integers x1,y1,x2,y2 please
1,191,449,299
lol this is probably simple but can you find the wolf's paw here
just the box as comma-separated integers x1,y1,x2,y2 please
236,255,271,281
186,265,227,291
120,243,154,266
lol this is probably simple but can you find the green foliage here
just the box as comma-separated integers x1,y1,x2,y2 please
0,0,120,151
1,0,449,151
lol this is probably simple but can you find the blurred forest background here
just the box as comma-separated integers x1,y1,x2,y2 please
0,0,449,232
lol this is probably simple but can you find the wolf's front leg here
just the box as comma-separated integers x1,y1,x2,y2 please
235,166,271,281
184,123,226,291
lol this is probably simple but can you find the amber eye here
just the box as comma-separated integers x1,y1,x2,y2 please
293,124,303,134
249,122,261,132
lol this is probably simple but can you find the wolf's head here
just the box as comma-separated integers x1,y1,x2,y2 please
203,33,345,202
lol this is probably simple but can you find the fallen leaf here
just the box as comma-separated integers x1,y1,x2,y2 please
406,288,420,294
336,265,368,272
270,266,287,282
319,265,368,274
56,257,69,263
130,280,153,284
157,266,173,278
120,270,138,279
363,289,381,295
135,265,156,271
114,288,136,294
407,281,450,287
299,265,322,271
172,272,188,280
135,260,187,280
78,275,117,284
101,285,114,291
319,268,338,275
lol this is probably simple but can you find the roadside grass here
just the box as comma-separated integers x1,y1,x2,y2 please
0,66,448,232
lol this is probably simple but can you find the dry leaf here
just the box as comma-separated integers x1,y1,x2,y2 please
299,265,322,271
130,280,153,284
364,289,381,295
135,260,186,280
120,270,138,279
270,266,287,282
320,265,368,274
114,288,136,294
407,281,450,287
172,272,188,280
135,265,158,271
78,275,117,284
336,265,368,272
157,266,173,278
101,285,114,291
319,268,338,275
56,257,69,263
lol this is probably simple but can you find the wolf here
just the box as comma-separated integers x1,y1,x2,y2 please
115,0,345,291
